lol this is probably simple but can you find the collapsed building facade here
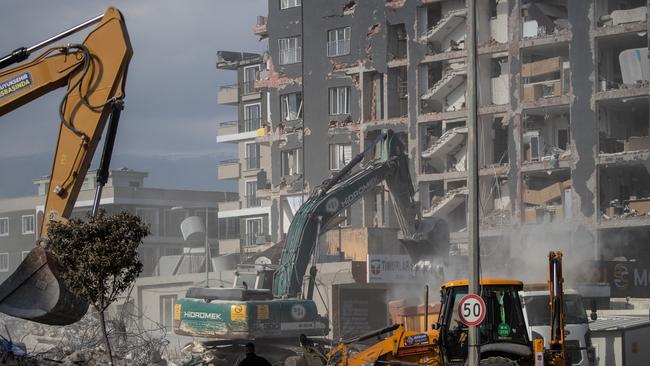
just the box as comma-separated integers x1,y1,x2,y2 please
215,0,650,324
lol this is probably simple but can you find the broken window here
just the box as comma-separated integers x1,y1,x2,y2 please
327,27,351,57
387,23,407,60
596,0,647,26
280,148,301,176
420,60,467,114
330,143,353,170
523,169,572,224
522,44,570,102
387,66,408,118
597,32,647,91
522,106,570,162
599,164,650,221
598,96,650,154
280,0,301,10
521,0,568,38
329,86,350,115
281,92,303,121
279,36,301,65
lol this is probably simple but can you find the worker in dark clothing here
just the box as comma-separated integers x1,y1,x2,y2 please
237,342,272,366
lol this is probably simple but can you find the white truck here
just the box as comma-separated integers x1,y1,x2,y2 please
520,288,596,366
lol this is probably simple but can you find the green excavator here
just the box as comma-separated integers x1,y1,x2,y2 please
173,130,449,360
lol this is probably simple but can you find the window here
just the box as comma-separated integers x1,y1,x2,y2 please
281,149,301,176
329,86,350,115
280,0,301,9
22,215,35,235
245,218,264,246
244,104,261,132
243,65,260,94
330,143,352,170
245,143,261,170
281,93,303,121
327,27,351,57
0,253,8,272
339,207,351,227
0,217,8,236
279,36,301,65
136,208,159,236
246,181,260,208
160,294,177,328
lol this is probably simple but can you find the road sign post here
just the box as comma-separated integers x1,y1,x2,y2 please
458,294,486,327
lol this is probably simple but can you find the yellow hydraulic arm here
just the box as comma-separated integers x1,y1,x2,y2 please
546,251,566,366
0,7,132,325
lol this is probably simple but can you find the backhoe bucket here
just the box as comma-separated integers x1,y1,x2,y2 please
0,247,88,325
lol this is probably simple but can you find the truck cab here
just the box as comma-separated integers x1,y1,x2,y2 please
438,279,533,365
520,288,595,366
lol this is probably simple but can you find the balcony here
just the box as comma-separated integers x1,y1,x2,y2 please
217,159,240,180
217,84,238,105
216,118,263,143
253,15,268,38
279,47,301,65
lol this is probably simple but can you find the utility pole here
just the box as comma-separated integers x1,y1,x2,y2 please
466,0,480,365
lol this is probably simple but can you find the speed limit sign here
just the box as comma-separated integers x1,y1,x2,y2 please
457,294,486,326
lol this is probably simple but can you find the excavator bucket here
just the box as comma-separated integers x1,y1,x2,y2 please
0,247,88,325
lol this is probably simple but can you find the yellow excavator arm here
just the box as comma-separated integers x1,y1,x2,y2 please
0,7,132,325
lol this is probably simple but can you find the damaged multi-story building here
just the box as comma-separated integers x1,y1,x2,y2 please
215,0,650,334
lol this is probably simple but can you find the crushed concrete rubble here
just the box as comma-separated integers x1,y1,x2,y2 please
602,198,650,221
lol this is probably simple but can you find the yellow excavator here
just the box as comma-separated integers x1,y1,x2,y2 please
0,7,132,326
294,252,568,366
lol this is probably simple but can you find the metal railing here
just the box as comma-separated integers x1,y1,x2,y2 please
327,39,350,57
218,158,239,166
279,47,301,65
219,83,239,92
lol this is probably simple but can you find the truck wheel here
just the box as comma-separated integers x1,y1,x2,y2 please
479,356,518,366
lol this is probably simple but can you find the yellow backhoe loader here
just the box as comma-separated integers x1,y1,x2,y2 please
294,252,568,366
0,7,132,326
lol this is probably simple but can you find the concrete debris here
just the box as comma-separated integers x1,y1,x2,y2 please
255,56,302,90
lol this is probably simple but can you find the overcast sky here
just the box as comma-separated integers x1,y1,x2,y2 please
0,1,267,197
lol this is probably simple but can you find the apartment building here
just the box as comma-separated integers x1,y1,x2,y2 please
215,52,275,258
216,0,650,295
0,168,238,281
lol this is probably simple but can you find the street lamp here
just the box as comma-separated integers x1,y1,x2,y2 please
171,206,216,288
